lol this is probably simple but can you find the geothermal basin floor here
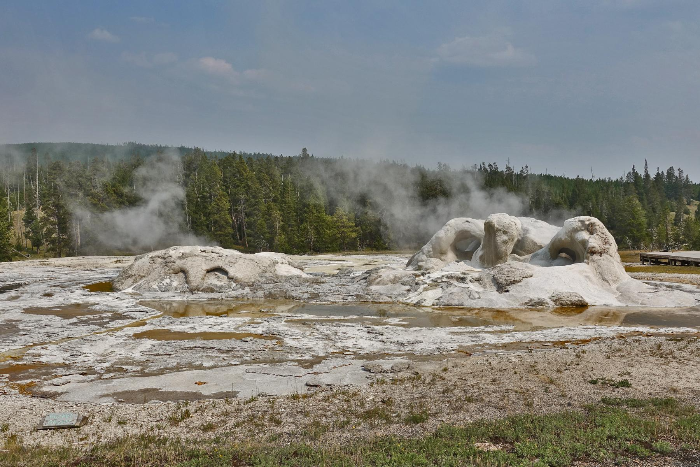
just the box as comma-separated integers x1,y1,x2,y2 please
0,255,699,447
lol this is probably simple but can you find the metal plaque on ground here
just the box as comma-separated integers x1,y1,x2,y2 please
37,412,87,430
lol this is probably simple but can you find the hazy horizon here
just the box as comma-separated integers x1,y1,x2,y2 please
2,1,700,180
0,141,689,182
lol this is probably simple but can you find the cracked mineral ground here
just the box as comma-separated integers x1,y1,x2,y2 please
1,253,699,452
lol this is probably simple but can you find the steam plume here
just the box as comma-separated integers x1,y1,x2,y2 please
73,151,209,253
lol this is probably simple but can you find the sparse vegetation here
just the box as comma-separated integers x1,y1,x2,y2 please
167,407,191,426
1,397,699,466
200,422,216,432
625,265,700,274
588,378,632,388
404,410,430,424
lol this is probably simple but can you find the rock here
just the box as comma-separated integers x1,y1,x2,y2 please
488,262,535,292
407,218,485,271
435,286,481,306
408,215,560,272
474,214,522,268
522,297,551,307
305,378,324,387
362,362,388,374
390,361,412,372
398,214,693,308
367,269,416,287
112,246,307,293
549,292,588,307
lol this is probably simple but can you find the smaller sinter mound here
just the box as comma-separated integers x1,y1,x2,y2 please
113,246,306,293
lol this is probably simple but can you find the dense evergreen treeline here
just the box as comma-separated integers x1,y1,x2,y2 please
478,161,700,250
0,144,699,260
0,142,269,163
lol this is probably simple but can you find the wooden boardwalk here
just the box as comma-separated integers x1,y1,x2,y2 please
639,251,700,267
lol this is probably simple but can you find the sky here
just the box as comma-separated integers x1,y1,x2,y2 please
1,0,699,179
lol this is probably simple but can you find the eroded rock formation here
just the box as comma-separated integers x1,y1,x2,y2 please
473,213,522,267
113,246,306,293
408,214,559,271
382,214,698,307
529,216,627,286
111,216,699,308
406,218,484,270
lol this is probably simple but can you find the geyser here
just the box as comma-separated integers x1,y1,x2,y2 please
112,215,699,309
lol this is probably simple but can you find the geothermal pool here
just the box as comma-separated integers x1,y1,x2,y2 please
1,255,699,404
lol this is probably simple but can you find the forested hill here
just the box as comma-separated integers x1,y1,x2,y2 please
0,144,699,260
0,142,272,164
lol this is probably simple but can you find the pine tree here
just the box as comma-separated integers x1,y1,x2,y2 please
210,188,234,247
22,204,43,253
332,207,360,251
0,196,12,261
41,180,72,257
616,195,647,249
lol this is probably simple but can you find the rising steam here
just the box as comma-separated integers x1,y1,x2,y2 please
297,158,566,247
73,151,209,253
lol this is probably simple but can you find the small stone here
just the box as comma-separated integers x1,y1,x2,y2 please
523,297,550,308
390,361,411,372
362,362,388,374
305,378,323,387
549,291,588,307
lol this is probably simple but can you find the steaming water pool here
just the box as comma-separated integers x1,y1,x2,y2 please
138,299,700,331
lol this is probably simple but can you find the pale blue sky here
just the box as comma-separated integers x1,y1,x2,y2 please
1,1,699,178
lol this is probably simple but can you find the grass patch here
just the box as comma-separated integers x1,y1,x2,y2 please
404,410,430,424
626,265,700,275
619,250,644,263
200,422,216,432
588,378,632,388
166,407,191,426
1,397,699,466
359,406,393,424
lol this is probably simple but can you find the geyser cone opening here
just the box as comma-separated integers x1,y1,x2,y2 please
452,234,481,261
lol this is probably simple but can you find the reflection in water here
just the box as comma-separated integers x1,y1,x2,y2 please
139,300,700,330
622,312,700,328
83,282,114,293
23,304,102,319
140,299,294,318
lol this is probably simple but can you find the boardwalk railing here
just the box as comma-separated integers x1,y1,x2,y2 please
639,251,700,267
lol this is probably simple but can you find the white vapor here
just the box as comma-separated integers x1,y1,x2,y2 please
73,151,209,253
87,28,120,43
297,159,561,247
436,33,535,68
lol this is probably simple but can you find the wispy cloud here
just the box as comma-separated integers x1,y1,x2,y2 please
195,56,266,84
436,33,535,68
87,28,120,43
197,56,235,75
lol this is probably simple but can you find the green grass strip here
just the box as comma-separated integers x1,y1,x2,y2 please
1,397,699,466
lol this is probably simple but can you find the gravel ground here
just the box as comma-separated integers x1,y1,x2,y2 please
2,333,699,449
